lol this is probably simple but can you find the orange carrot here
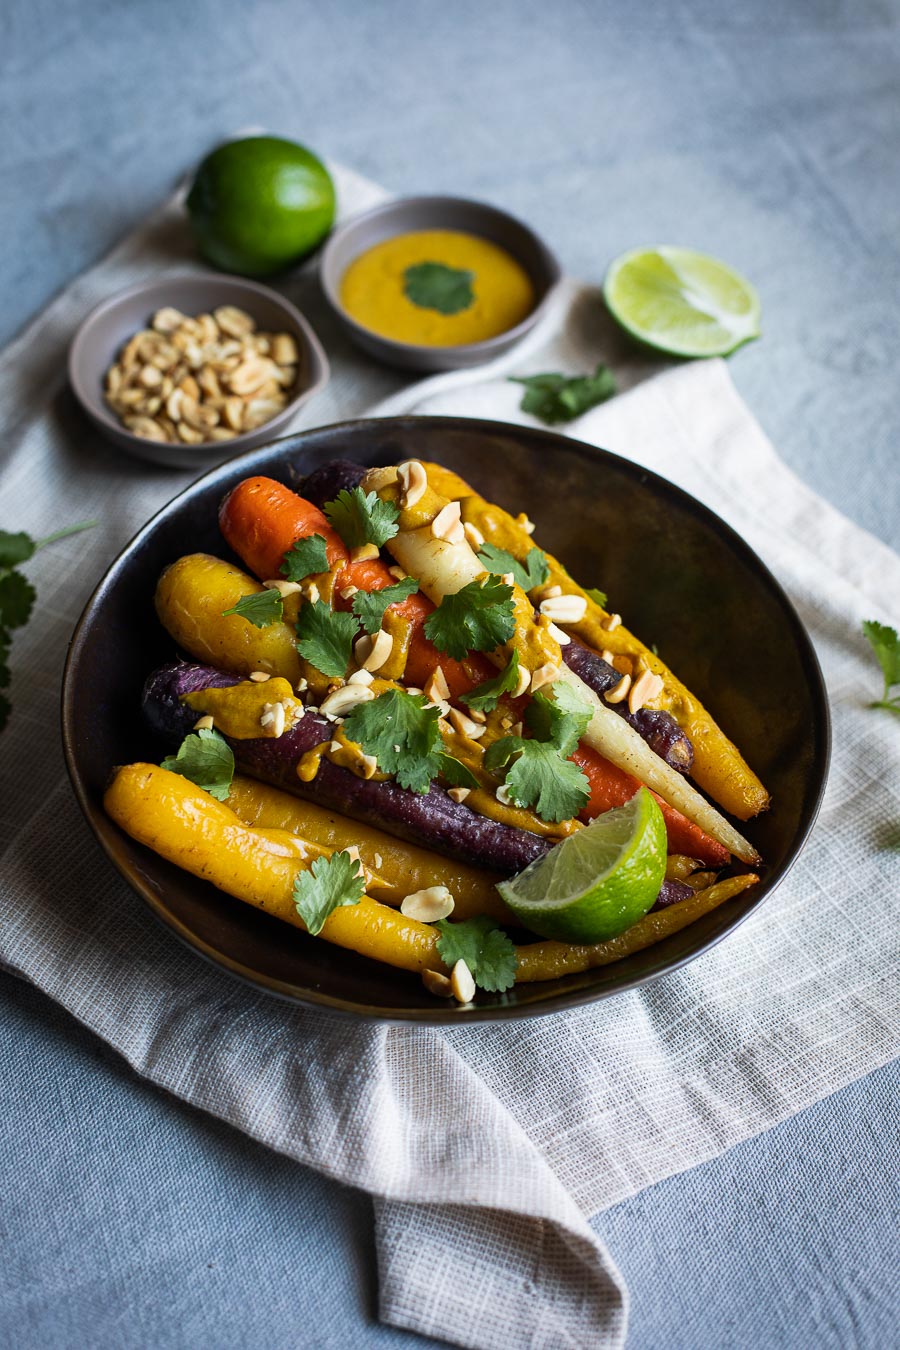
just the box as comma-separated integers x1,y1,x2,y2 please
571,744,731,866
219,477,348,579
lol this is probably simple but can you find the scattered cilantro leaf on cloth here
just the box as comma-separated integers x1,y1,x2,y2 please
222,589,283,628
351,577,419,635
281,534,330,582
293,850,366,936
295,600,357,680
403,262,475,315
585,586,608,608
0,519,95,734
424,576,516,661
434,916,518,993
484,684,593,822
863,619,900,713
477,543,550,592
511,363,617,425
161,727,235,802
342,688,444,794
461,652,521,714
324,487,399,550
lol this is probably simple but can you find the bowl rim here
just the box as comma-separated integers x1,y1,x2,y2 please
67,273,331,454
61,415,831,1023
319,193,563,358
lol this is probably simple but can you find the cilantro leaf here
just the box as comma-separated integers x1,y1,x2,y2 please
434,915,517,993
293,850,366,936
461,652,521,714
295,600,357,680
585,587,607,608
222,589,283,629
0,531,35,568
342,688,444,794
351,577,419,635
281,534,330,582
510,363,617,425
863,620,900,710
161,728,235,802
0,570,36,631
438,753,480,790
424,576,516,661
477,543,550,592
483,684,593,823
403,262,475,316
324,487,399,550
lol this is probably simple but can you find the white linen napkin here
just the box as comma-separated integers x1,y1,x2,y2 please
1,164,898,1350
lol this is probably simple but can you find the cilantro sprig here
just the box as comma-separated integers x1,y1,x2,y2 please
293,850,366,936
161,727,235,802
461,652,521,714
510,363,617,425
484,682,592,823
222,589,283,628
341,688,475,794
352,577,419,635
585,586,608,608
295,600,358,680
477,543,550,592
863,620,900,715
324,487,400,550
0,520,95,734
434,916,517,993
424,576,516,661
281,534,330,582
403,262,475,316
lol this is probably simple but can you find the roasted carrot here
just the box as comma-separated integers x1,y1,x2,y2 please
219,476,348,579
571,743,731,867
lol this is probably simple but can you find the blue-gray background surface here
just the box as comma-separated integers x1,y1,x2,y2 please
2,1,898,1346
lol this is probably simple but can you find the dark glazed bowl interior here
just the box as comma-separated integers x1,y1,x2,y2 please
62,418,830,1022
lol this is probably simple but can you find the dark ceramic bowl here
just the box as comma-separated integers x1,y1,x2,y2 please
68,275,330,469
62,418,829,1022
320,195,561,371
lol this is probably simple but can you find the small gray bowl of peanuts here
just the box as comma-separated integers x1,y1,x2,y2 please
68,274,330,469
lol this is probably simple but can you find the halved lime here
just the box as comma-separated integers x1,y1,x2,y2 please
603,246,761,357
497,788,666,943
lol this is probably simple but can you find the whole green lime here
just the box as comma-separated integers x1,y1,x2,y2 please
186,136,336,277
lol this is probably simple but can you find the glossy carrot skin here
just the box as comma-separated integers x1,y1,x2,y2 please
571,744,731,867
219,476,493,697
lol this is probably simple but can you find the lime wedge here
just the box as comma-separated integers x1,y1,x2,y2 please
603,246,761,357
497,788,666,943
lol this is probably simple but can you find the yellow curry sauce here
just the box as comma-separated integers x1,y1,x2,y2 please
340,229,535,346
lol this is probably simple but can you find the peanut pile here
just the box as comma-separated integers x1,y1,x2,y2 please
104,305,300,444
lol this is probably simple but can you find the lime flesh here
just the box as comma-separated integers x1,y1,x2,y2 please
187,136,336,277
603,246,761,357
497,788,667,943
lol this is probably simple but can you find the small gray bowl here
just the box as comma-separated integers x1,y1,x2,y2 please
320,195,561,372
69,275,330,469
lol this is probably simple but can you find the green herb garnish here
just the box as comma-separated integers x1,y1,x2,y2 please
222,589,283,628
585,587,608,608
0,521,95,734
293,850,366,936
461,652,521,714
477,543,550,592
161,727,235,802
281,534,330,582
510,363,617,425
423,576,516,661
434,915,518,993
484,682,592,823
403,261,475,316
351,577,419,635
341,687,471,795
324,487,400,550
863,619,900,714
295,600,358,680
